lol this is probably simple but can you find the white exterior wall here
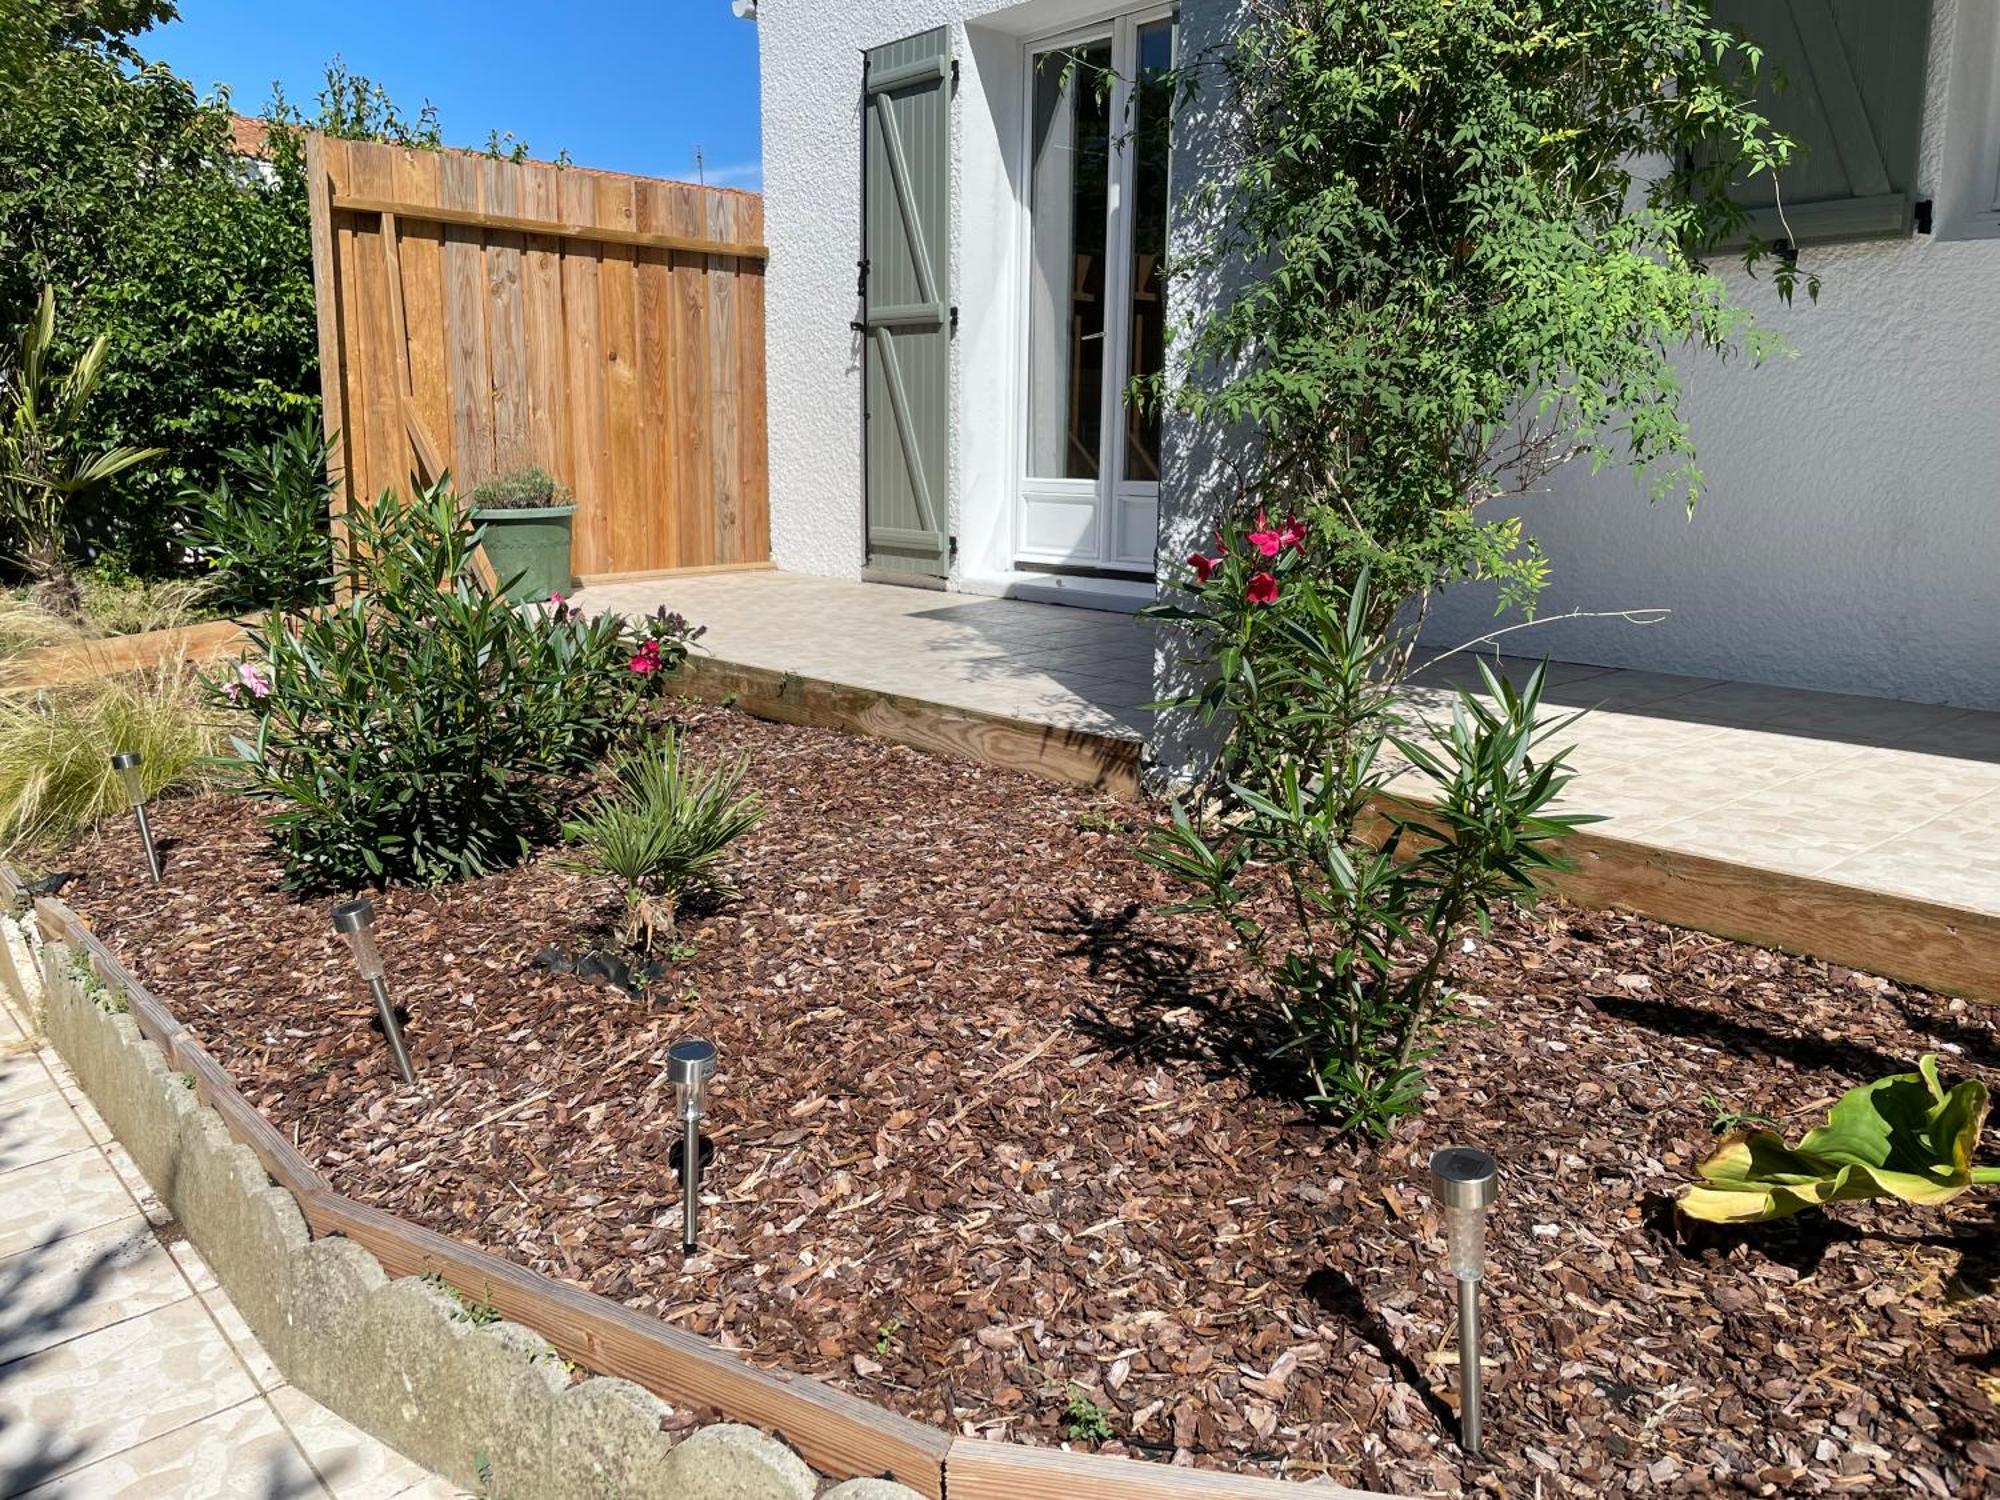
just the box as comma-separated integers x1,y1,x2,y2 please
758,0,2000,711
755,0,1216,594
1423,0,2000,711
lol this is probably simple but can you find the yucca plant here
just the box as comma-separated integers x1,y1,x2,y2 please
0,287,163,616
0,658,223,851
1681,1056,2000,1224
563,734,764,955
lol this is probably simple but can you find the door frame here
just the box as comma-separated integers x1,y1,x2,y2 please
1009,4,1178,577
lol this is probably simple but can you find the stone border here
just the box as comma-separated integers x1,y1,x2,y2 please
5,910,923,1500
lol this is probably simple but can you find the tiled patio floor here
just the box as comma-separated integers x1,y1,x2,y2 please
0,980,457,1496
576,571,2000,922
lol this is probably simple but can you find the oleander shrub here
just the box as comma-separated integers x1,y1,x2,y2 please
1146,521,1594,1136
0,658,222,851
213,481,680,888
184,421,335,613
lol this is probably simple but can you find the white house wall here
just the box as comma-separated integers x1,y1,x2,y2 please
1423,0,2000,711
755,0,1225,588
759,0,1998,713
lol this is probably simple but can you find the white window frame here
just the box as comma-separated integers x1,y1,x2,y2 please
1011,5,1177,576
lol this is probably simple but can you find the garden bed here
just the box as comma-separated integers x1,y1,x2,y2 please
52,705,2000,1497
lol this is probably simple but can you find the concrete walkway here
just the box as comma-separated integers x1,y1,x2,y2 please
0,985,458,1497
577,570,2000,922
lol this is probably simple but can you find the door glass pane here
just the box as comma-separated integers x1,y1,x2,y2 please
1026,41,1112,481
1123,18,1174,485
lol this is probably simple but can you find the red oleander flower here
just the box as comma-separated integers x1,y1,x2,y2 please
1246,571,1280,605
627,653,658,675
1188,552,1220,583
1278,515,1307,552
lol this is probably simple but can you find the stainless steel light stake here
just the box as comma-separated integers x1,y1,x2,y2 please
1430,1145,1499,1454
669,1038,718,1253
110,752,162,883
331,899,416,1084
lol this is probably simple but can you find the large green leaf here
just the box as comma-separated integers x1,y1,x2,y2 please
1681,1055,1999,1223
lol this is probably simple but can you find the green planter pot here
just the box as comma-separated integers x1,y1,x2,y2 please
471,504,577,603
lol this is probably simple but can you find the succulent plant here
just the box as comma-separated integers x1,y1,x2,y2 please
1681,1056,1999,1224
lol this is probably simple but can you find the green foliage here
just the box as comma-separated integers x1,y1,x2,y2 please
1682,1057,2000,1224
1061,1388,1113,1443
0,287,163,609
1145,532,1594,1135
0,659,221,851
1153,0,1801,612
468,466,573,511
562,733,764,954
0,0,316,569
184,420,334,613
263,55,441,152
212,482,672,890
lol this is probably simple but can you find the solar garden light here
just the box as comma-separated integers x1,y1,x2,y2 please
1430,1146,1500,1455
331,899,416,1085
669,1038,718,1253
110,752,163,883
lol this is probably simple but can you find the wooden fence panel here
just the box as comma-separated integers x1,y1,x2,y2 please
307,136,769,580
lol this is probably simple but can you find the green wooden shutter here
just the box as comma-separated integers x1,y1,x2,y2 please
862,28,953,579
1712,0,1931,244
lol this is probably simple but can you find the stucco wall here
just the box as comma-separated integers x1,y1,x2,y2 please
1421,0,2000,711
760,0,1998,710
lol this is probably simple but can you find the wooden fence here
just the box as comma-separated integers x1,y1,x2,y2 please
305,135,769,583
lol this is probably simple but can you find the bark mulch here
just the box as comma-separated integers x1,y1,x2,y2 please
55,705,2000,1497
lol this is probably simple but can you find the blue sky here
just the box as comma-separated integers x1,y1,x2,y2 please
146,0,764,188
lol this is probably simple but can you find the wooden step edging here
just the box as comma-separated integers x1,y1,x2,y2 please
0,872,1399,1500
676,653,1144,801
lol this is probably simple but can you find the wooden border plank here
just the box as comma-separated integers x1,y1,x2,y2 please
574,561,775,587
676,655,1143,801
331,193,769,259
0,618,246,690
946,1438,1395,1500
303,1190,950,1496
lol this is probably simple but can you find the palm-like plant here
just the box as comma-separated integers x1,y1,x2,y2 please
562,734,765,955
0,287,163,614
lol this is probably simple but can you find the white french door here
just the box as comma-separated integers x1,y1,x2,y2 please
1016,8,1176,575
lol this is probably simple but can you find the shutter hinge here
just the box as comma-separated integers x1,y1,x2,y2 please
949,534,959,560
951,58,960,87
950,305,960,335
1915,198,1934,235
856,258,869,298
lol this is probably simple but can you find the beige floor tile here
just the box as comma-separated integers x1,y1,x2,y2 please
267,1385,445,1500
0,1216,189,1365
0,1048,58,1106
0,1092,95,1177
0,1293,258,1485
14,1397,322,1499
0,1149,137,1259
200,1289,278,1390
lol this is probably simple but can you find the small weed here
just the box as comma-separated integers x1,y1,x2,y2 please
1073,809,1128,836
176,1073,195,1090
874,1316,903,1356
1061,1386,1113,1443
420,1270,501,1326
1703,1091,1780,1135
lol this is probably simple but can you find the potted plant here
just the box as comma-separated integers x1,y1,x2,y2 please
466,466,577,603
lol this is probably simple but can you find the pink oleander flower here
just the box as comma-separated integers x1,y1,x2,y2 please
1278,514,1307,552
1187,552,1220,583
627,652,659,675
1246,571,1280,606
237,661,272,700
